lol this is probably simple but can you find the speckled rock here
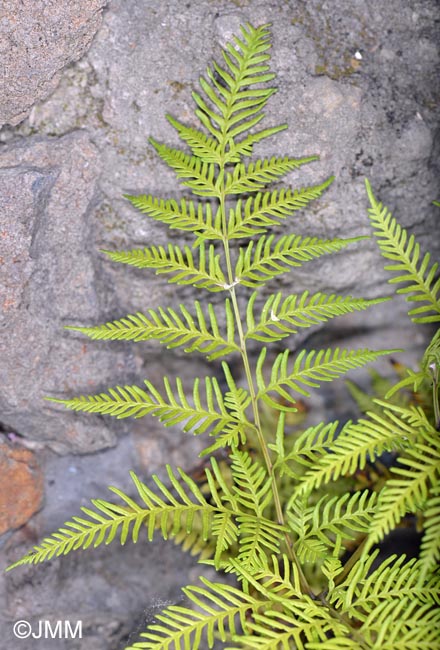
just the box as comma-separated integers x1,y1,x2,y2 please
0,0,108,127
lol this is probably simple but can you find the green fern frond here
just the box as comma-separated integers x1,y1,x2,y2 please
246,291,388,342
193,23,276,146
48,375,245,437
227,178,333,238
257,347,395,409
102,243,226,292
235,235,365,287
289,491,378,562
225,156,320,194
366,433,440,545
149,139,218,196
331,553,440,616
366,179,440,323
271,420,340,480
126,576,261,650
291,403,429,496
7,468,212,569
420,483,440,574
66,300,239,361
125,193,223,241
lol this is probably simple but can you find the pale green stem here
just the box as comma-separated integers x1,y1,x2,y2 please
218,186,313,596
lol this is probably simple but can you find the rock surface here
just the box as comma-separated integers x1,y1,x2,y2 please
1,1,439,648
0,0,108,127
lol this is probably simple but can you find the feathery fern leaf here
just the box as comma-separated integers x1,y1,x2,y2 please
225,156,320,194
166,115,223,163
227,178,333,238
6,468,213,569
246,291,388,342
192,23,277,147
257,347,395,409
66,300,239,361
290,403,430,497
366,179,440,323
365,431,440,546
102,243,226,291
235,234,365,287
125,193,223,241
289,491,378,562
125,577,262,650
48,376,247,438
419,483,440,575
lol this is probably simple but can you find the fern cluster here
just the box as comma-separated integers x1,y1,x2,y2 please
8,23,440,649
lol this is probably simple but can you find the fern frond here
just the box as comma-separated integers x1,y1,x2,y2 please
420,483,440,575
291,403,429,496
289,491,378,562
331,553,440,616
366,431,440,545
227,178,333,238
246,291,388,342
125,576,261,650
102,243,226,292
271,420,340,480
125,194,223,241
366,179,440,323
235,235,364,287
7,468,212,569
149,139,218,196
257,347,394,409
193,23,277,147
225,156,320,194
48,376,246,437
66,300,239,361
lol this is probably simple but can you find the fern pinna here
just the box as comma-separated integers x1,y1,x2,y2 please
8,23,440,650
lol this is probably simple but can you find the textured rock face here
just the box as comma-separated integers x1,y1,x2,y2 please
0,0,108,127
1,1,439,648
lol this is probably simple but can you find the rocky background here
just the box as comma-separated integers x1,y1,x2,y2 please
0,1,439,648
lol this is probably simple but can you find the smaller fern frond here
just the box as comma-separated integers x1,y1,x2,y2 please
235,235,365,287
289,491,378,562
291,403,428,496
193,23,277,147
256,347,395,409
366,179,440,323
149,139,218,196
48,375,245,437
6,468,212,570
227,178,333,238
225,156,321,194
66,300,239,361
125,576,261,650
366,431,440,546
102,243,226,292
246,291,388,342
225,125,288,162
125,193,223,241
420,483,440,575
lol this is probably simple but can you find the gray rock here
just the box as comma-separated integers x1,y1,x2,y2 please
0,0,108,127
